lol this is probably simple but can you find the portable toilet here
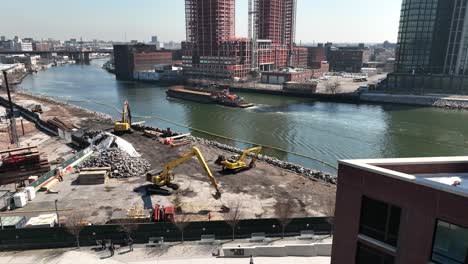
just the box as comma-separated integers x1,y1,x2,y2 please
13,192,27,208
25,187,36,201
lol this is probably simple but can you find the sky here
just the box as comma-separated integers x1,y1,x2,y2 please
0,0,402,44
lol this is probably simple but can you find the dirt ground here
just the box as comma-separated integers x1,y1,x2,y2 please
1,91,336,223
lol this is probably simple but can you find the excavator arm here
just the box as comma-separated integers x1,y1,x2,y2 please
148,147,221,199
122,101,132,124
239,146,262,167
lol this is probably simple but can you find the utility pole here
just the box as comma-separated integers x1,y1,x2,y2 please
2,70,19,147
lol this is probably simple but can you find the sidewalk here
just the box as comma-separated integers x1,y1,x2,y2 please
0,237,332,264
0,248,330,264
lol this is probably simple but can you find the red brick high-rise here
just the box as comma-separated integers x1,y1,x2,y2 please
255,0,296,48
182,0,303,79
185,0,235,57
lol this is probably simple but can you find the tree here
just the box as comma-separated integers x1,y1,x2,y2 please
325,80,341,94
274,198,296,239
174,214,192,243
65,211,87,249
322,196,336,236
223,201,243,241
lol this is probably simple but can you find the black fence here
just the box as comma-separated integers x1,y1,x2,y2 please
0,217,331,250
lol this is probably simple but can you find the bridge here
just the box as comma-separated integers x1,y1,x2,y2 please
0,50,113,64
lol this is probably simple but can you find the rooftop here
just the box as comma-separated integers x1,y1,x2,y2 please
340,156,468,198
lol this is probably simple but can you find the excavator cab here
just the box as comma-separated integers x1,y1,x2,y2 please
215,146,262,173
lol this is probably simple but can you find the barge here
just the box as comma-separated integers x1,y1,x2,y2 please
166,86,254,108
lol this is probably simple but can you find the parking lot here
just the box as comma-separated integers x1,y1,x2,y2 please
316,73,388,93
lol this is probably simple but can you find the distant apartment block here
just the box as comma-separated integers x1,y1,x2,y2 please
332,157,468,264
113,44,173,81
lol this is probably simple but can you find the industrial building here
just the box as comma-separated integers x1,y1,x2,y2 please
307,45,327,69
332,157,468,264
113,44,173,81
182,0,305,79
387,0,468,93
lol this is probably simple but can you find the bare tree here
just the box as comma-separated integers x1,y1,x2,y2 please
274,198,296,239
321,196,336,236
223,201,243,241
65,211,87,248
324,80,341,94
174,214,192,243
117,220,139,240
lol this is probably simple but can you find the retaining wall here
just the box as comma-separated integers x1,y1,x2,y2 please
361,93,468,109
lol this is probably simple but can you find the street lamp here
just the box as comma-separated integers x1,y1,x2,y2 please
2,67,19,147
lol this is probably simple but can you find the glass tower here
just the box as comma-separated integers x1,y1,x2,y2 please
396,0,468,76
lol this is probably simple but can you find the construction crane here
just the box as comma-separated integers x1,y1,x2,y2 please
114,101,132,134
215,146,262,173
145,146,222,199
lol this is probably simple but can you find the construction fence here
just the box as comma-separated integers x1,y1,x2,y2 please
0,217,331,250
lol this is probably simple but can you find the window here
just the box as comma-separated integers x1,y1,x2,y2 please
356,243,395,264
432,221,468,264
359,196,402,247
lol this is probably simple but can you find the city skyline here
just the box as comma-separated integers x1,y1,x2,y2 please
0,0,401,43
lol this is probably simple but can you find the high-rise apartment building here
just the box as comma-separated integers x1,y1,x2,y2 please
182,0,302,79
185,0,235,57
255,0,296,48
396,0,468,75
386,0,468,94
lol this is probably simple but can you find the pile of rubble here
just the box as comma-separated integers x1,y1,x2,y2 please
190,136,337,185
79,146,150,178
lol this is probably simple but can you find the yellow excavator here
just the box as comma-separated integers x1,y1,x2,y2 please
215,146,262,173
114,101,132,134
145,146,222,199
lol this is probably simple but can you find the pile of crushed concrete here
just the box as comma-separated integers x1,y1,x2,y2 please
79,146,150,178
79,130,151,178
191,136,337,185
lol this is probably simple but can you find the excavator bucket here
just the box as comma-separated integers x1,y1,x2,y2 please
212,190,222,200
214,155,226,165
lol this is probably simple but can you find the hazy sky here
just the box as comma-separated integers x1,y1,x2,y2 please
1,0,402,43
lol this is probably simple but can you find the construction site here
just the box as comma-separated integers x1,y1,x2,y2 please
0,91,336,227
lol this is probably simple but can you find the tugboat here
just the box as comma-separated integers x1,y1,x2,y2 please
166,86,254,108
212,89,254,108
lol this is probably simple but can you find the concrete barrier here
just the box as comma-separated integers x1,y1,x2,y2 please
223,242,332,258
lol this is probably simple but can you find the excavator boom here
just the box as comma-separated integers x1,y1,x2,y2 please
147,146,221,199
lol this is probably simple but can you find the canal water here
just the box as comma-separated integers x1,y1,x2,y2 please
17,59,468,173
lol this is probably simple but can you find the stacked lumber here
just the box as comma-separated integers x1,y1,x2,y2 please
78,167,110,185
143,130,162,138
47,117,75,132
0,146,50,185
